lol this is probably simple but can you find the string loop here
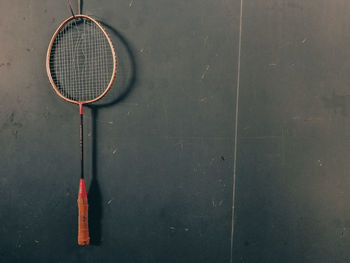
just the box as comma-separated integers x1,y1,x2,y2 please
67,0,81,16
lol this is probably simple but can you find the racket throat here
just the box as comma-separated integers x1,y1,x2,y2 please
78,178,87,198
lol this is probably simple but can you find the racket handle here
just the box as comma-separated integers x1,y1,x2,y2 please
77,179,90,245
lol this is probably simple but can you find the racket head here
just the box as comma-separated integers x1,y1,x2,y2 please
46,15,117,104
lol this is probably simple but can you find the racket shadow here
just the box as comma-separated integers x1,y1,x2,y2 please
86,22,137,246
87,108,102,246
89,21,137,108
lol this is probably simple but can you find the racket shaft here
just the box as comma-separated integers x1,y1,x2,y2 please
80,105,84,179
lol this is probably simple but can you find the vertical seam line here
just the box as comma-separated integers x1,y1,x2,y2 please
230,0,243,262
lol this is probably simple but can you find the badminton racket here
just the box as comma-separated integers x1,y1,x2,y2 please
46,0,117,245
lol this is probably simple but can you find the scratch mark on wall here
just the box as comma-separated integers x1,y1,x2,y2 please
281,127,286,166
321,91,349,116
0,62,11,69
84,116,114,125
240,135,281,140
201,65,210,79
204,35,208,46
16,232,22,248
161,99,169,124
122,102,139,106
303,117,323,122
175,141,184,151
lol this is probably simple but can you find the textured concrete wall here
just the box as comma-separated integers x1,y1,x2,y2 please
0,0,237,262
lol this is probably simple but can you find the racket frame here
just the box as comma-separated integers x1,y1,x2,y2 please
46,14,117,105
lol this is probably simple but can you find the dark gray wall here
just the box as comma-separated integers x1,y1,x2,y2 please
232,0,350,263
0,0,237,262
1,0,349,263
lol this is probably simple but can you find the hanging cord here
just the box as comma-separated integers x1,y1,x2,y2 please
67,0,81,17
